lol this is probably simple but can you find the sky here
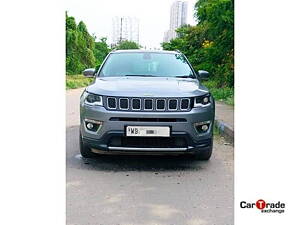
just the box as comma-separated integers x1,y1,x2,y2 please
66,0,198,49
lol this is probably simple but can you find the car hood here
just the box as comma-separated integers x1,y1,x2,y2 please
86,77,209,97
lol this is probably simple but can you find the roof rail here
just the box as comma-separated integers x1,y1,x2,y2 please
175,49,182,53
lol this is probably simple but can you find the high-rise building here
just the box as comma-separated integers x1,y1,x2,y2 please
163,1,188,43
112,16,139,46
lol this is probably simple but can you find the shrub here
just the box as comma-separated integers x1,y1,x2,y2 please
66,75,94,89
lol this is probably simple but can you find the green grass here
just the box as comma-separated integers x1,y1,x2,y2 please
213,124,221,136
66,75,94,89
202,80,234,105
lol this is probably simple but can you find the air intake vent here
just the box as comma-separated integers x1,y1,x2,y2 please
144,99,153,110
156,99,165,110
132,98,141,110
107,97,117,109
119,98,129,109
181,99,190,110
168,99,178,110
104,96,191,112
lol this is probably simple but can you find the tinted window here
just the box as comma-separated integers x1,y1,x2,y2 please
100,52,194,77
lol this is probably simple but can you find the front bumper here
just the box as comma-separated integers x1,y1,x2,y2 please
82,132,213,155
80,102,214,154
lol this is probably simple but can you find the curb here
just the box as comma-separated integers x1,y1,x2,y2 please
214,119,234,144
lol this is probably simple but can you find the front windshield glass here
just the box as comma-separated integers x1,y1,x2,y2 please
99,52,194,77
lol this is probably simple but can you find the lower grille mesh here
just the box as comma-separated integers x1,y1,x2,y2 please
109,137,187,148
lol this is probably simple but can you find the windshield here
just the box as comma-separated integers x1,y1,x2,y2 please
99,52,195,77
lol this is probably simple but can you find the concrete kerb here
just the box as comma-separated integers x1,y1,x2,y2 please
214,119,234,144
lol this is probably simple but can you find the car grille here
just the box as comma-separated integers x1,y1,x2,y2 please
105,96,191,112
108,137,188,148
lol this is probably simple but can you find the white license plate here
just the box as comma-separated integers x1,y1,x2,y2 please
126,126,170,137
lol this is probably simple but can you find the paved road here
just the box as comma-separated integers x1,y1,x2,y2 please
67,88,234,225
215,102,234,130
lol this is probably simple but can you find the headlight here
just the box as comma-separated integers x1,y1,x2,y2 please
194,94,211,107
84,92,103,106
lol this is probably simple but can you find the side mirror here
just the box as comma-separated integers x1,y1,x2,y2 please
83,68,96,77
198,70,209,80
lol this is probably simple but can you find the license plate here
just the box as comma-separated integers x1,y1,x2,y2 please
126,126,170,137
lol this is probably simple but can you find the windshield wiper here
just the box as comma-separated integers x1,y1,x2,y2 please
175,75,194,78
124,74,157,77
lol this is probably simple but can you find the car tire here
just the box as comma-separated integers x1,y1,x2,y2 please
193,146,213,160
79,131,95,158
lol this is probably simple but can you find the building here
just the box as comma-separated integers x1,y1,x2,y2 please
163,30,174,43
111,16,139,46
163,1,188,43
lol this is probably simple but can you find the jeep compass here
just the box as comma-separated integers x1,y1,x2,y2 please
79,50,215,160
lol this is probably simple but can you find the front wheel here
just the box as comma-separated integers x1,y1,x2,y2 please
79,131,95,158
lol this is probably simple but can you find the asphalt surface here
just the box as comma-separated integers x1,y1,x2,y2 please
66,88,234,225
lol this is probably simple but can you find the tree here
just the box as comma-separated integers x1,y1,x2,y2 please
161,0,234,87
66,12,96,75
115,40,140,50
93,37,110,71
94,37,110,65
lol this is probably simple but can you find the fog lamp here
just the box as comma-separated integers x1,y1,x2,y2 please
201,124,209,131
86,123,94,129
84,119,103,132
194,121,211,134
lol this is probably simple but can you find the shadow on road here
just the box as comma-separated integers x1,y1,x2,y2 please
80,154,207,172
67,126,210,172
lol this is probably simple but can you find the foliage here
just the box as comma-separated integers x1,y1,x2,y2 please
94,37,110,66
115,40,140,50
162,0,234,89
66,75,94,89
202,80,234,105
66,12,96,74
66,12,110,75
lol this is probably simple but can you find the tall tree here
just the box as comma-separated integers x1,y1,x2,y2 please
94,37,110,66
162,0,234,87
66,12,96,75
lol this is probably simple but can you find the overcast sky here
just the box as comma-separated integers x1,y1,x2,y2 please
66,0,198,49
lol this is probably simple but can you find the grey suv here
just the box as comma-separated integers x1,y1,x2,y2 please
80,50,215,160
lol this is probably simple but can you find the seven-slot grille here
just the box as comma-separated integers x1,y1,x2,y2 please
105,97,191,112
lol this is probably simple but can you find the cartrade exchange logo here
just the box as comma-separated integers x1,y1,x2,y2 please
240,199,285,214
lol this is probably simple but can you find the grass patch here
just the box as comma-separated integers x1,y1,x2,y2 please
213,124,220,136
202,80,234,105
66,74,94,89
